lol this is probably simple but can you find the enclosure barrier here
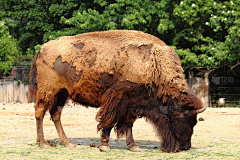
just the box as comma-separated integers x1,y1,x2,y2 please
0,79,29,103
0,76,208,106
187,72,209,108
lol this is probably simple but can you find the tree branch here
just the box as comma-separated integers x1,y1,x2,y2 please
168,0,173,21
230,60,240,71
204,65,223,78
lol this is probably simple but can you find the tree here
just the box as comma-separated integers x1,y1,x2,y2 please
0,21,18,75
4,0,174,54
2,0,239,78
172,0,240,77
43,0,174,44
3,0,80,54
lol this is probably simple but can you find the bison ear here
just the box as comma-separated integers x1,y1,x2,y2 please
178,92,207,115
186,92,207,115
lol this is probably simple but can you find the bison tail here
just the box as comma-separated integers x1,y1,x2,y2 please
29,50,41,103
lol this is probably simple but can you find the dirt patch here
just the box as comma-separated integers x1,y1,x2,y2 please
0,103,239,159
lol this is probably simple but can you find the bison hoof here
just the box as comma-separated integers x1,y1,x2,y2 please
65,142,76,147
129,145,141,152
99,145,110,152
40,142,51,148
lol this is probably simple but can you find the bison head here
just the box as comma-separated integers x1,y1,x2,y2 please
170,111,197,151
168,92,206,151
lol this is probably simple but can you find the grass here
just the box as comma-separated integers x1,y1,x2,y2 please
1,105,239,159
0,138,239,160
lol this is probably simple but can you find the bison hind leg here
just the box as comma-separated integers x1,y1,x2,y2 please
115,121,141,152
35,101,50,148
50,88,76,147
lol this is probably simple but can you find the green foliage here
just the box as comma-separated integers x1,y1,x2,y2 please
3,0,80,54
1,0,239,76
0,21,18,75
173,0,240,75
45,0,174,43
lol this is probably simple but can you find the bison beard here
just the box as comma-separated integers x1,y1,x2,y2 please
29,30,206,152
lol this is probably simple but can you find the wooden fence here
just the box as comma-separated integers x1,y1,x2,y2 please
0,73,210,106
0,80,29,103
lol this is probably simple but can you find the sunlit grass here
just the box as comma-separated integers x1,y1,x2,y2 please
0,138,239,160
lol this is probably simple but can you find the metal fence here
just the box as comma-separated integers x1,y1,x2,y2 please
12,66,31,83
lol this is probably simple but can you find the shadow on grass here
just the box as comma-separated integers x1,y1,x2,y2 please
49,137,160,150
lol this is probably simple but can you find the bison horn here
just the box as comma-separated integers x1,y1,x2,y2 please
192,105,207,114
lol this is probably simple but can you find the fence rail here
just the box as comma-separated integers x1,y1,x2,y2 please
0,80,29,103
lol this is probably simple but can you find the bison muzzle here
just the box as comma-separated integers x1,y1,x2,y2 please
29,30,206,152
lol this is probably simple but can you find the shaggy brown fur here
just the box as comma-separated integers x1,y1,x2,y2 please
29,30,206,152
29,50,41,103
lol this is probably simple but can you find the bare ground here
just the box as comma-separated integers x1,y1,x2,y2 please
0,103,240,159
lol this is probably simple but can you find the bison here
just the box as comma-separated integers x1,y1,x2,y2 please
29,30,206,152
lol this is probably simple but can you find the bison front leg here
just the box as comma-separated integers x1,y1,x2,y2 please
35,102,50,148
50,106,75,147
98,126,113,151
126,122,141,152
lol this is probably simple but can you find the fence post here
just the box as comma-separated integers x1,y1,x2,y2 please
189,71,193,91
13,79,15,102
205,74,210,107
187,72,209,108
4,77,6,103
